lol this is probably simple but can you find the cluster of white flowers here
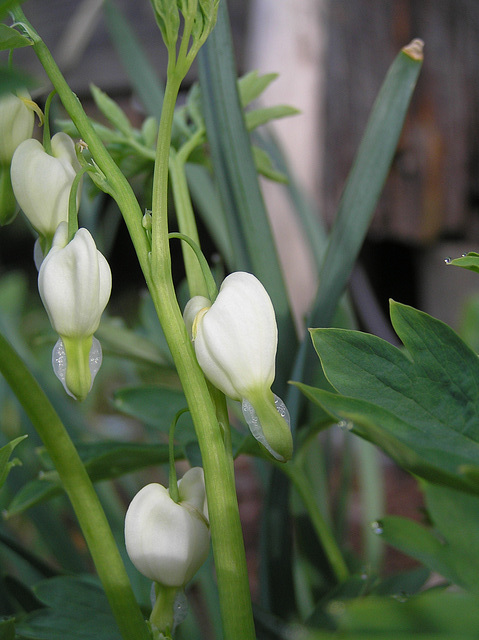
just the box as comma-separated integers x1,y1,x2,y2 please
2,90,292,598
1,91,111,401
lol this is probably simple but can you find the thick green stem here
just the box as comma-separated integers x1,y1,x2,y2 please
14,8,256,637
149,68,256,640
0,332,150,640
283,461,350,584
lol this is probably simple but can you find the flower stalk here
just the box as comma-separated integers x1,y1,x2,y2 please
11,5,256,638
0,331,150,640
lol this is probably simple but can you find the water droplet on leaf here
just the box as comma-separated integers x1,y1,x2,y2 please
337,419,353,431
444,257,452,264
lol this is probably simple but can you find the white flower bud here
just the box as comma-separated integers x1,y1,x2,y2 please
38,222,112,400
184,272,293,461
10,132,81,239
125,467,210,588
0,92,35,164
184,272,277,401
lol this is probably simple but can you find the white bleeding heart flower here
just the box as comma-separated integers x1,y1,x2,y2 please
0,91,35,164
124,467,210,588
184,271,293,462
38,222,112,400
11,132,81,241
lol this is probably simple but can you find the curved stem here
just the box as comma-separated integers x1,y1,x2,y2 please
169,151,209,298
0,332,150,640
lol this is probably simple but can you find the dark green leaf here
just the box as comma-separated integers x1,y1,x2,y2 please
6,441,177,516
327,590,479,637
298,301,479,492
0,435,27,489
198,2,297,393
16,575,118,640
113,386,193,437
0,618,15,640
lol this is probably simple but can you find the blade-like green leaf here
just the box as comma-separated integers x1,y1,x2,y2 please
198,1,298,392
0,435,27,489
6,441,176,516
312,40,423,329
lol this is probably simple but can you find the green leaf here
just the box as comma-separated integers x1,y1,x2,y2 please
311,40,423,330
0,435,27,489
16,575,118,640
376,515,456,584
326,590,479,637
297,301,479,492
113,385,194,437
150,0,180,49
252,146,288,183
237,70,278,107
245,105,300,131
6,441,176,516
449,251,479,274
89,84,133,137
0,618,15,640
198,2,297,394
0,0,25,21
0,24,31,50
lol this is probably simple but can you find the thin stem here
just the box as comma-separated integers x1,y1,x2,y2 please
282,461,350,584
169,151,209,298
0,332,150,640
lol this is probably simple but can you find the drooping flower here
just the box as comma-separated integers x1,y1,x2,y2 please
0,91,36,225
124,467,210,588
0,91,35,165
38,222,112,400
184,271,293,461
11,132,81,241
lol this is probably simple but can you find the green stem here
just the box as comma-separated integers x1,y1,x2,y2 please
0,332,150,640
14,8,256,637
169,150,209,298
149,66,256,639
282,461,350,584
